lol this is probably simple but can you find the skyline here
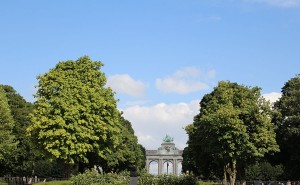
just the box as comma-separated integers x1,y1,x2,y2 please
1,0,299,149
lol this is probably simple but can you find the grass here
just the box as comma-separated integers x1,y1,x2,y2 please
197,181,221,185
0,177,7,185
34,180,72,185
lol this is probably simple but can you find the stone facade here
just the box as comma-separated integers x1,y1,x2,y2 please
146,138,183,175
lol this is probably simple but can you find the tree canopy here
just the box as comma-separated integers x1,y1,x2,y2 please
27,56,123,176
186,81,279,184
0,86,18,175
273,74,300,180
0,85,34,176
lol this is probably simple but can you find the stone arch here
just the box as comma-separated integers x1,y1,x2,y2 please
148,160,159,175
146,137,183,175
163,160,174,174
176,160,183,175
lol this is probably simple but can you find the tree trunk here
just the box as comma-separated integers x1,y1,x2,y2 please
226,161,237,185
223,165,228,185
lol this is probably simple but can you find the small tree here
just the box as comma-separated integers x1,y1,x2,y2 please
187,81,279,185
28,56,122,178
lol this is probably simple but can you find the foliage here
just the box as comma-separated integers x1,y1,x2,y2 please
245,162,283,180
186,81,279,184
110,115,145,171
88,115,146,172
71,169,197,185
27,56,122,176
34,181,72,185
0,85,34,176
71,170,129,185
0,86,18,175
273,74,300,180
34,158,65,178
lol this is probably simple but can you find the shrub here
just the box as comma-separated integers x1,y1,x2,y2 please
246,162,284,181
71,169,197,185
71,170,129,185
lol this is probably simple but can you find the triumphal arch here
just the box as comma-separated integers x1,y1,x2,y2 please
146,135,183,175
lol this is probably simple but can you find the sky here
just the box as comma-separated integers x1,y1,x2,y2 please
1,0,300,151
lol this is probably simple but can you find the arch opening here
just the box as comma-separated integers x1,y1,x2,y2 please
163,160,173,174
149,160,158,175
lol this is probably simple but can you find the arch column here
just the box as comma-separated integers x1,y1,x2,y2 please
173,159,177,175
146,159,150,173
158,159,163,175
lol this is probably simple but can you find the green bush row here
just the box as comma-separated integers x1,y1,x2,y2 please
71,170,197,185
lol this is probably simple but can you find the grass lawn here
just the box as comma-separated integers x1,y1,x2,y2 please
34,181,72,185
0,178,7,185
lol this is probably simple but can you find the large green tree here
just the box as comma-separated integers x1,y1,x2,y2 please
0,85,34,176
0,86,18,175
27,56,122,177
273,74,300,180
186,81,279,185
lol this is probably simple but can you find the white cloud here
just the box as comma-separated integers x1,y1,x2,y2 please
263,92,281,104
156,67,215,94
107,74,146,97
122,100,200,150
247,0,300,7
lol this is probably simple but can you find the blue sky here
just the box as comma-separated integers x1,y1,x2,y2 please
1,0,300,150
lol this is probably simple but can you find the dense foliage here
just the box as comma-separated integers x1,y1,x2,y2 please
72,170,197,185
0,85,34,176
245,162,283,181
185,81,279,185
272,74,300,180
0,86,17,175
27,56,145,177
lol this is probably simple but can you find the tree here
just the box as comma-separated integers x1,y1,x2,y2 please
0,85,34,176
0,86,18,175
186,81,279,185
85,115,146,172
27,56,122,178
273,74,300,180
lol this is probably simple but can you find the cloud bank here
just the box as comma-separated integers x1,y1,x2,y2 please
122,100,200,150
156,67,215,94
263,92,281,104
107,74,146,97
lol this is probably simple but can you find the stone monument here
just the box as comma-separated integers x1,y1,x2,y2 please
145,135,183,175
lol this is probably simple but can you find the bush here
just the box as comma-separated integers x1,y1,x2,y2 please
71,170,197,185
246,162,284,180
71,170,129,185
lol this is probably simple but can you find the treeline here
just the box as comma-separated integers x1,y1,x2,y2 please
182,75,300,184
0,56,145,178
